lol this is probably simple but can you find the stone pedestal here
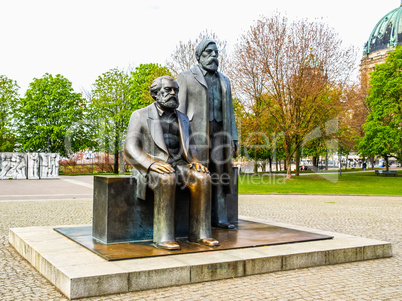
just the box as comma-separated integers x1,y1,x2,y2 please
227,167,239,223
92,176,149,243
92,167,239,244
92,176,193,243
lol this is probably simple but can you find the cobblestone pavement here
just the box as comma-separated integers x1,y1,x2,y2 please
0,185,401,300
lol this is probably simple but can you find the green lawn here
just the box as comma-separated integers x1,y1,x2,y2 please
238,171,402,195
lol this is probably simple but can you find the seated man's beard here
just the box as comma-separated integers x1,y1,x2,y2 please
159,96,179,109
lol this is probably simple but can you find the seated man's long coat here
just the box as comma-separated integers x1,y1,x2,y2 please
124,103,198,200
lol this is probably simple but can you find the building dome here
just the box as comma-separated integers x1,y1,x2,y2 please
364,3,402,54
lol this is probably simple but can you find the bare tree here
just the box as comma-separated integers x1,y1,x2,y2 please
231,14,357,179
342,71,370,138
339,70,372,166
166,30,229,76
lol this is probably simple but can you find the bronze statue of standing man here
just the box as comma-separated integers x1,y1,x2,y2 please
177,40,239,229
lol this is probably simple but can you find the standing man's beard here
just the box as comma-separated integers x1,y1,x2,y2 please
200,57,219,72
158,95,179,109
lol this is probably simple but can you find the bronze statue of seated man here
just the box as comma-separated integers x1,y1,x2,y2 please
124,76,219,250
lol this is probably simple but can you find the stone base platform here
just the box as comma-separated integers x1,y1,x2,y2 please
54,219,333,261
9,216,392,300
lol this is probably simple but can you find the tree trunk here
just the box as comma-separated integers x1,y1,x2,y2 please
295,146,301,176
370,156,375,170
261,161,266,172
104,125,110,154
284,159,287,171
269,156,272,173
114,132,119,174
283,136,291,179
253,149,258,175
286,156,292,179
325,150,328,171
312,156,318,172
119,150,124,175
385,156,389,172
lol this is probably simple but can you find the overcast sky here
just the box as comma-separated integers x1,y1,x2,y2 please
0,0,399,95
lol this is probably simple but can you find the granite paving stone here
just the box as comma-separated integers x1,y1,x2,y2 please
0,177,401,300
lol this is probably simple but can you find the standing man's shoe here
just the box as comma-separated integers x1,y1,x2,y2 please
213,222,235,229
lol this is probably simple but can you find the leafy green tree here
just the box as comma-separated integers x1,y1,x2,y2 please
130,63,172,109
242,131,273,174
89,68,133,174
231,14,356,179
303,138,327,170
235,95,279,174
88,64,171,174
16,73,88,156
358,46,402,170
0,75,19,152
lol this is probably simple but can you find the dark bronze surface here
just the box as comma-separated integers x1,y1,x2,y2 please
226,167,238,223
177,40,239,228
124,76,221,247
92,171,238,244
54,220,333,261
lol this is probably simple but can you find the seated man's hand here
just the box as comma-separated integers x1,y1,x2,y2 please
189,162,209,173
150,161,175,174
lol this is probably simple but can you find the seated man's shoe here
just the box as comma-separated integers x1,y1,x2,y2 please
213,222,236,229
155,241,181,250
198,238,220,247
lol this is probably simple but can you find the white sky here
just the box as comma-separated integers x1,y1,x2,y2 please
0,0,399,95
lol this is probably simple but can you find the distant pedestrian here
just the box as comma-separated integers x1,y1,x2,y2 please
363,162,367,171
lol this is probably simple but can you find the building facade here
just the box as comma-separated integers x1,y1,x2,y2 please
361,2,402,72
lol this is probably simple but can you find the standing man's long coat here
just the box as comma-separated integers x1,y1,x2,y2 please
177,65,238,193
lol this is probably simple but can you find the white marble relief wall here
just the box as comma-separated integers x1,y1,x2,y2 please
0,153,59,179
